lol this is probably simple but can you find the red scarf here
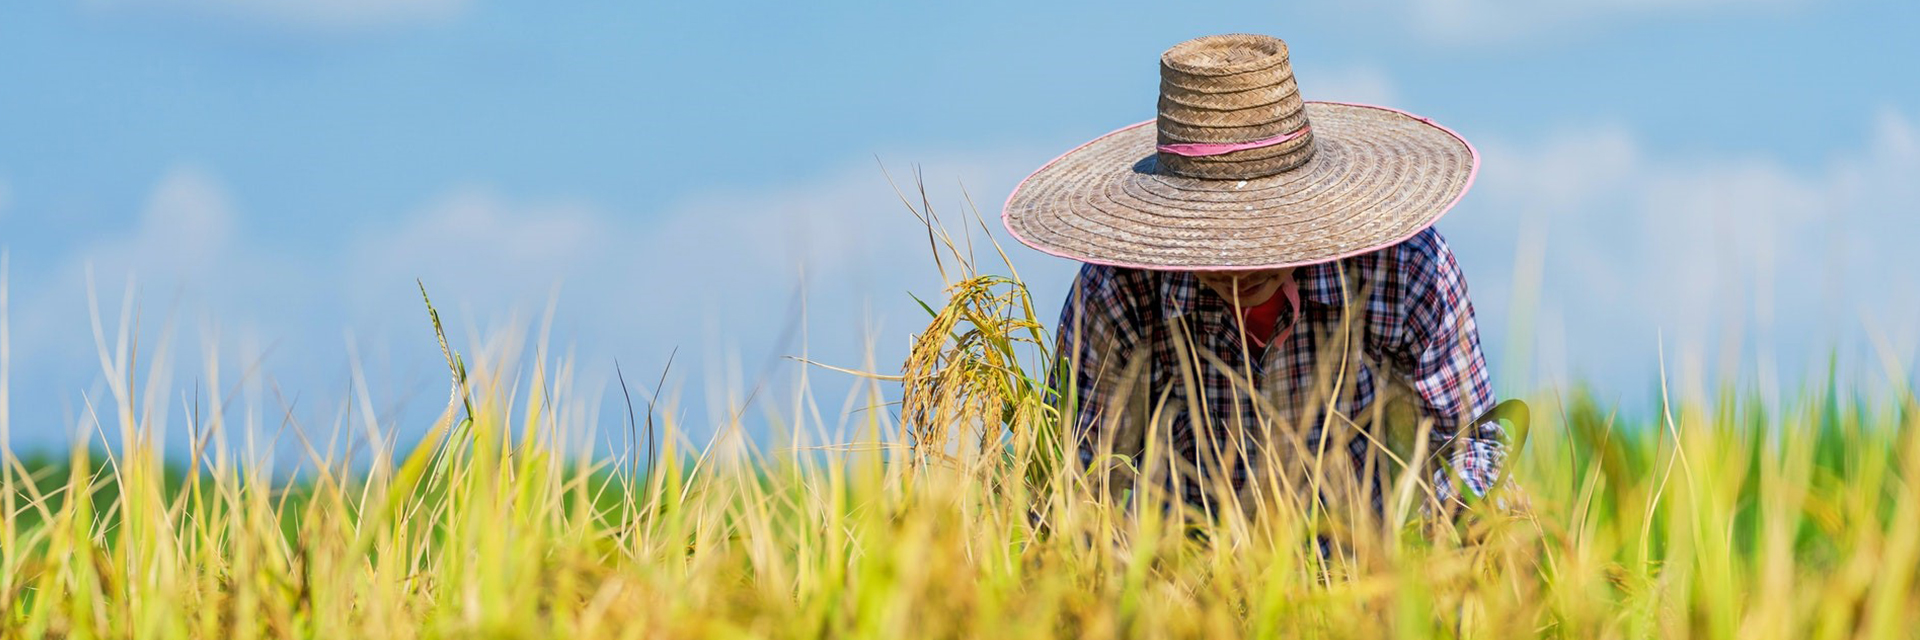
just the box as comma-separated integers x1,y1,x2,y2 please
1239,279,1300,349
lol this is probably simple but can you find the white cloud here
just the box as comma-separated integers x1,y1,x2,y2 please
4,166,276,449
351,187,606,308
1392,0,1806,45
0,151,1049,451
1455,108,1920,397
309,109,1920,421
45,165,317,354
343,149,1062,360
85,0,471,33
15,166,250,328
17,102,1912,454
1296,65,1400,106
118,165,237,277
325,151,1062,440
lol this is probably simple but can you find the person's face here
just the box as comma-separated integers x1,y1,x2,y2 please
1193,267,1295,307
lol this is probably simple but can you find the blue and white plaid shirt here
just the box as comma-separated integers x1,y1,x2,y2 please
1053,227,1506,514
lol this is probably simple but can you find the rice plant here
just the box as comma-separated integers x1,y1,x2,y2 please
2,207,1917,639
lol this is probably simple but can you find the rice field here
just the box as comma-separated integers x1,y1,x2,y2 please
3,227,1918,639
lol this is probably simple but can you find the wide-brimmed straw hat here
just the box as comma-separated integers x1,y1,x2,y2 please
1003,34,1477,270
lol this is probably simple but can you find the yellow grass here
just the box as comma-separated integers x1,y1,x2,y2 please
2,212,1918,639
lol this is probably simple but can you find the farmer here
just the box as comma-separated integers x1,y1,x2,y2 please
1002,34,1511,517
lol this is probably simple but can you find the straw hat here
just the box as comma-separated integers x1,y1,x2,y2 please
1003,34,1478,270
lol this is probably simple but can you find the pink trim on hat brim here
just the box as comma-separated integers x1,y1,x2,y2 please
1000,101,1481,272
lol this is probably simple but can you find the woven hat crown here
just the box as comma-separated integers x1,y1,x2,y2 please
1156,34,1314,180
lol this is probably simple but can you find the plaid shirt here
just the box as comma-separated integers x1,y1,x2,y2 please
1053,227,1505,514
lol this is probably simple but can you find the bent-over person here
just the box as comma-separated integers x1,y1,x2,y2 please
1000,34,1510,518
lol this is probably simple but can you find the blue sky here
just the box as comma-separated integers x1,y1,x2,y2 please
2,1,1917,455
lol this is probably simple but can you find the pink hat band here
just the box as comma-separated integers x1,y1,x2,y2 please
1156,125,1312,158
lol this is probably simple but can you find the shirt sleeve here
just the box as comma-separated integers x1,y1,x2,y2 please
1052,264,1152,473
1395,230,1507,504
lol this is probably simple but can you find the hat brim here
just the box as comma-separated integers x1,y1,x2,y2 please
1003,102,1478,271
